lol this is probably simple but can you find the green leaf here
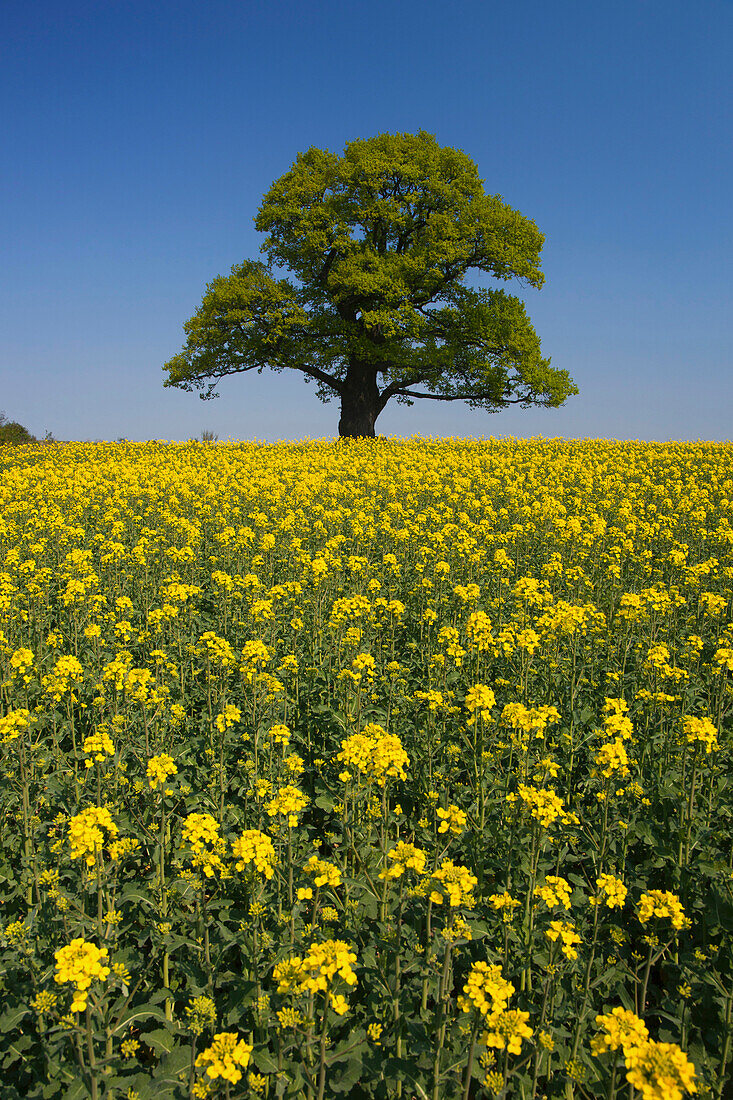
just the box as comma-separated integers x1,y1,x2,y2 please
253,1048,279,1074
144,1028,175,1055
112,1005,170,1035
62,1083,87,1100
152,1045,191,1084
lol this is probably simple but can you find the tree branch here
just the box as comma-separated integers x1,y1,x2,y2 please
175,355,344,396
315,247,339,287
384,387,531,404
298,363,345,395
377,373,434,410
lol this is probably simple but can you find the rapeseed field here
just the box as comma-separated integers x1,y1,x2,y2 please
0,437,731,1100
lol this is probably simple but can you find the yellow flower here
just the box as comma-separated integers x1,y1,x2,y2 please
624,1039,696,1099
488,892,521,922
68,807,119,867
304,855,342,887
195,1032,253,1084
367,1022,383,1044
533,875,572,910
379,841,427,880
275,939,358,1008
181,813,225,877
276,1007,302,1029
637,890,688,931
594,874,628,909
0,708,31,744
437,804,467,835
483,1009,533,1055
682,716,719,753
595,739,631,779
197,632,236,668
591,1007,649,1057
32,991,58,1015
266,785,309,827
268,723,291,745
329,993,349,1015
232,829,276,878
185,996,217,1035
429,860,477,908
215,703,241,732
337,725,409,786
514,784,566,829
465,684,496,716
54,939,110,1013
147,753,178,789
545,920,581,959
466,611,494,651
459,962,514,1017
83,729,115,765
10,648,34,682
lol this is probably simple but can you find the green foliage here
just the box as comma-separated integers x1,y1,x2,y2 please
0,411,36,445
164,131,578,433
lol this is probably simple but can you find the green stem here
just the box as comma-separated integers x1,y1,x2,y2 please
188,1035,197,1100
569,900,601,1063
316,1001,330,1100
715,991,733,1100
85,1006,99,1100
431,939,453,1100
461,1020,480,1100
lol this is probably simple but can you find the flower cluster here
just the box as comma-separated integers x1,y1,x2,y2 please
54,939,110,1012
83,729,115,765
303,855,342,887
232,829,276,878
266,785,309,827
196,1032,253,1083
181,812,226,876
512,784,566,829
595,739,631,779
147,753,178,789
337,724,410,786
68,806,119,866
545,920,582,959
274,940,358,1014
533,875,572,910
465,684,496,723
437,804,467,835
459,962,514,1017
593,873,627,909
592,1009,696,1098
637,890,688,931
215,703,241,732
0,708,30,744
683,715,719,754
379,841,427,880
429,860,477,908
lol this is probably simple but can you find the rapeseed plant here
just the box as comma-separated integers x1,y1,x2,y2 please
0,437,730,1097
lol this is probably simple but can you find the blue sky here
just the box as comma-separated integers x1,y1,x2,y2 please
2,0,731,442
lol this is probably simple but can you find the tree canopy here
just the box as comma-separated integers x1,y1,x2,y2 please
0,412,35,445
163,130,578,437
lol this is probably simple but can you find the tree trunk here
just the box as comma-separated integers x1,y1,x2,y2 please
338,360,380,438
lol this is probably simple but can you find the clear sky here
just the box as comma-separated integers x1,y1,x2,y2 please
2,0,731,443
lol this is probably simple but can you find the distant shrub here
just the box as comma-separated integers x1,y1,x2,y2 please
0,412,36,444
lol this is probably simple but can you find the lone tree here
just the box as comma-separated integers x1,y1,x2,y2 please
164,131,577,437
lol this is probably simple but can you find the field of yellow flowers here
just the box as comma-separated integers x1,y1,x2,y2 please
1,437,732,1100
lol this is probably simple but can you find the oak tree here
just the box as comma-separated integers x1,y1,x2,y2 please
163,131,577,437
